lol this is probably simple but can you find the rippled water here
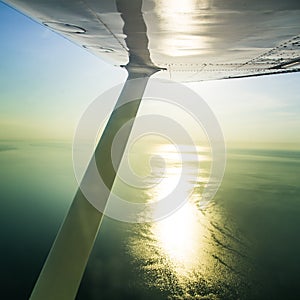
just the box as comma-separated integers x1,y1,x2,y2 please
107,141,250,299
1,141,300,299
77,141,300,299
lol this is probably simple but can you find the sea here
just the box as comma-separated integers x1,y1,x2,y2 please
1,140,300,299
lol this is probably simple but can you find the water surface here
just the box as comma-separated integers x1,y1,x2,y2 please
1,141,300,299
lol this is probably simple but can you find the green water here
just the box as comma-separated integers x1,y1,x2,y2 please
1,141,300,299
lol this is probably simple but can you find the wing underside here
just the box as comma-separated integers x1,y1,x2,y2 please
4,0,300,81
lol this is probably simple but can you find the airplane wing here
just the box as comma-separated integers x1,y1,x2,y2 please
3,0,300,81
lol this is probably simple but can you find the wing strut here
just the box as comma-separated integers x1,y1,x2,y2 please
30,74,151,300
30,0,160,298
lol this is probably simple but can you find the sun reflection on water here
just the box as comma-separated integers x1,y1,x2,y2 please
124,141,249,298
149,143,208,273
126,142,217,287
151,202,209,279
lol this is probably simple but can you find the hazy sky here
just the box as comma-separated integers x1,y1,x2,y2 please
0,2,299,147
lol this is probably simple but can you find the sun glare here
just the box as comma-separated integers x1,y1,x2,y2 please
155,0,211,57
153,203,201,263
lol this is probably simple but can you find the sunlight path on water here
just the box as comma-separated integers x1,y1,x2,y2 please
152,202,210,280
122,140,249,298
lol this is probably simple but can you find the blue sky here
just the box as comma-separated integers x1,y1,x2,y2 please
0,2,126,140
0,1,299,147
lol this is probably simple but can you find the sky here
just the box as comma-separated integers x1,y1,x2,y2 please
0,1,299,147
